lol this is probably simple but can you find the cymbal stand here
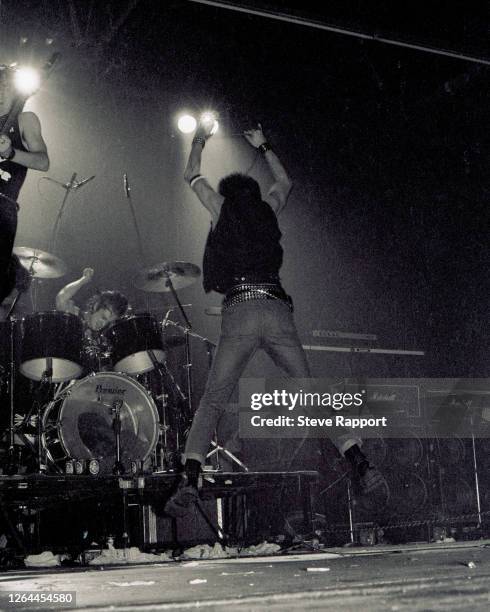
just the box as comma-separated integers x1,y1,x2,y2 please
163,272,194,419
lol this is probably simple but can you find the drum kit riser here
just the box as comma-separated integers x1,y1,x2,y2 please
2,251,215,477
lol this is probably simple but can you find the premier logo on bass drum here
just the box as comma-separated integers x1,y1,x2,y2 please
95,384,127,394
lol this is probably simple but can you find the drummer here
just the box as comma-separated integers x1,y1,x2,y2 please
55,268,129,369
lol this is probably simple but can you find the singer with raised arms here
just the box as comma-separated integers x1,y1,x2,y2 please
164,119,384,517
0,64,49,303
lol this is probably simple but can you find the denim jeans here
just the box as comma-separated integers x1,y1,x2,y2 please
0,203,17,302
184,300,360,465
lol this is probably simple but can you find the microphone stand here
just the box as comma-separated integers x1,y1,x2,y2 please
111,399,125,476
48,173,95,254
123,174,146,264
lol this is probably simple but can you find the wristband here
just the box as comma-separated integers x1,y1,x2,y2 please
192,136,206,148
257,142,272,154
190,174,205,188
1,148,15,161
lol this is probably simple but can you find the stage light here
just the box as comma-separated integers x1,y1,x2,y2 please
200,112,219,134
14,67,41,95
177,114,197,134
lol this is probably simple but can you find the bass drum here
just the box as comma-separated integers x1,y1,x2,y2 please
42,372,159,474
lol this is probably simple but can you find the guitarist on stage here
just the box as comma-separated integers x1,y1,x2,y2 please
0,65,49,302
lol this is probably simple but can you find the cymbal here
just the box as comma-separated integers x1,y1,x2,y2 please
13,246,68,279
134,261,201,292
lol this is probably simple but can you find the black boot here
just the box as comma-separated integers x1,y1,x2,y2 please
164,459,201,518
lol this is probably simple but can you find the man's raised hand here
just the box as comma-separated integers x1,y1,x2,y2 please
244,123,267,148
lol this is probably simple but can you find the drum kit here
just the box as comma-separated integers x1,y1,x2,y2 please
0,248,215,477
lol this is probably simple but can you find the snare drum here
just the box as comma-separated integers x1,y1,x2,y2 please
42,371,159,474
20,311,84,382
103,313,166,375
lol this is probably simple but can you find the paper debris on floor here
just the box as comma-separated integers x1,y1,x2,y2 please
182,542,230,560
239,542,281,556
89,547,173,565
182,541,281,560
25,551,61,568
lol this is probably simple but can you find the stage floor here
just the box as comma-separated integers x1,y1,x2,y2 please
0,541,489,611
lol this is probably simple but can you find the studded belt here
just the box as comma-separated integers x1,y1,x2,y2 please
223,283,293,311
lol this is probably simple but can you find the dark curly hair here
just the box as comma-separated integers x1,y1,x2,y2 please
85,290,128,317
218,173,261,202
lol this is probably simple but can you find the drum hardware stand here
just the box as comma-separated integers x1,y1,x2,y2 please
2,284,33,475
3,307,20,475
111,398,125,475
35,358,54,474
4,358,54,475
147,349,188,471
147,350,172,471
465,402,483,528
199,340,249,473
149,348,186,404
206,439,249,472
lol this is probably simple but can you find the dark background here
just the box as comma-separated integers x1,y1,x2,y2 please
1,0,488,393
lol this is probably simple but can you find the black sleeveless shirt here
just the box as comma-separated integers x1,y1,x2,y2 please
0,116,28,302
0,115,28,204
202,195,283,294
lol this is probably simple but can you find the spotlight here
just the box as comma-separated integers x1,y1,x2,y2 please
13,67,41,95
200,112,219,135
177,114,197,134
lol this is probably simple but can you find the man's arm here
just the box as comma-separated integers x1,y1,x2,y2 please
184,126,223,225
2,111,49,171
244,125,292,215
55,267,94,314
